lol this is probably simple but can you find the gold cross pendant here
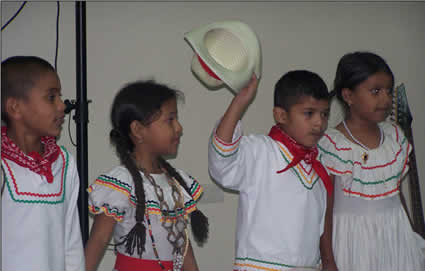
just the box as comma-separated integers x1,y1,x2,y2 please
361,152,369,164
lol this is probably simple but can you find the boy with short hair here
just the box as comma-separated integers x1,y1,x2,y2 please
1,56,85,271
208,71,333,270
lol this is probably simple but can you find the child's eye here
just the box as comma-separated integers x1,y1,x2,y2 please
304,111,313,117
371,89,379,95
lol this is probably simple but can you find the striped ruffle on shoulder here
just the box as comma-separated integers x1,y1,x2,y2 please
87,167,136,221
88,166,204,222
318,121,411,200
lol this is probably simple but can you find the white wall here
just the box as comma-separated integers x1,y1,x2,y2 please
2,2,425,271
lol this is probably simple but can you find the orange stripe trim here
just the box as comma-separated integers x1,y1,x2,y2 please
92,179,136,206
234,263,281,271
214,133,241,146
279,144,316,184
213,137,239,153
88,205,124,221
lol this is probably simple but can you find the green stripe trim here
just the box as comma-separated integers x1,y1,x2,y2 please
210,138,239,158
96,176,132,193
190,181,200,195
278,149,319,190
318,138,408,185
146,201,195,217
90,205,125,217
352,169,404,185
236,257,296,268
317,137,407,166
2,146,69,204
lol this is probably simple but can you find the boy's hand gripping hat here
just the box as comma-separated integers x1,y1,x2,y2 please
184,20,262,93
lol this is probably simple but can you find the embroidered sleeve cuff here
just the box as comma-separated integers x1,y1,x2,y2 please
210,121,242,158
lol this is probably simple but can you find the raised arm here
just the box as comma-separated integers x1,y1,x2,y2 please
216,74,259,142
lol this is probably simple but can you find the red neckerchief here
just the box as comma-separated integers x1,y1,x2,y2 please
268,125,333,195
1,126,60,183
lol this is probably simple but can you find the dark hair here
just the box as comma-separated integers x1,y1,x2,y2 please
110,80,208,256
274,70,329,111
1,56,55,125
332,51,394,111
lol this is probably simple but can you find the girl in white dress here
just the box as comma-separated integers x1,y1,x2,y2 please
84,80,208,271
318,51,425,271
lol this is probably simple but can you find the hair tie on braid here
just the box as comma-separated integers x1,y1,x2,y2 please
116,220,146,257
190,209,209,245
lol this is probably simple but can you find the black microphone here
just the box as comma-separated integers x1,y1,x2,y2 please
64,99,76,114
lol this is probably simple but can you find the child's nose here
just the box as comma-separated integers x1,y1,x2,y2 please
176,121,183,135
58,98,66,112
381,90,392,106
315,114,327,129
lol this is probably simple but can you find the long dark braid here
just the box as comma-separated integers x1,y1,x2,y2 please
159,157,209,245
110,128,147,256
109,80,205,256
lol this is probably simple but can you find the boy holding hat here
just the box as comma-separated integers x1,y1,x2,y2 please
208,71,332,271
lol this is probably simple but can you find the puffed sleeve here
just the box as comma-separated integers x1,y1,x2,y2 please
87,166,136,222
175,169,204,214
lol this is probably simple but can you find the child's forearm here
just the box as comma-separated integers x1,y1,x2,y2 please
216,75,258,142
320,176,338,270
85,214,116,271
183,241,199,271
216,96,250,142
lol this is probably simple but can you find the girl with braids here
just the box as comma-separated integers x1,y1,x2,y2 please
85,80,209,271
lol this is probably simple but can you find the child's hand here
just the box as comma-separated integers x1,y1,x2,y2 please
215,73,259,143
321,262,339,271
234,74,259,106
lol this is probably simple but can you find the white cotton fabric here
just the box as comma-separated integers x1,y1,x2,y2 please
1,147,84,271
88,166,202,261
318,121,425,270
208,121,327,270
332,179,425,270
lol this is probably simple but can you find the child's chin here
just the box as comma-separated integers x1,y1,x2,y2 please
48,129,62,138
301,140,318,149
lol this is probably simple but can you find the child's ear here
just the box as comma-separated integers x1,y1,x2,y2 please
129,120,145,144
273,106,288,125
4,97,23,121
341,88,353,107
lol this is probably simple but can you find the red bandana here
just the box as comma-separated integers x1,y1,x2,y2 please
268,125,333,195
1,126,60,183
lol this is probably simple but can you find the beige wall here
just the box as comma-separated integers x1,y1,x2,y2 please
2,2,425,270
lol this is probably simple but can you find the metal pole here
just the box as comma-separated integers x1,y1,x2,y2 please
75,1,89,246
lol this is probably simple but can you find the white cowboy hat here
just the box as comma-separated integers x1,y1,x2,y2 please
184,20,262,93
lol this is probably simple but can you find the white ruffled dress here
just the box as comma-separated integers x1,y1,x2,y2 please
87,166,203,267
318,121,425,271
